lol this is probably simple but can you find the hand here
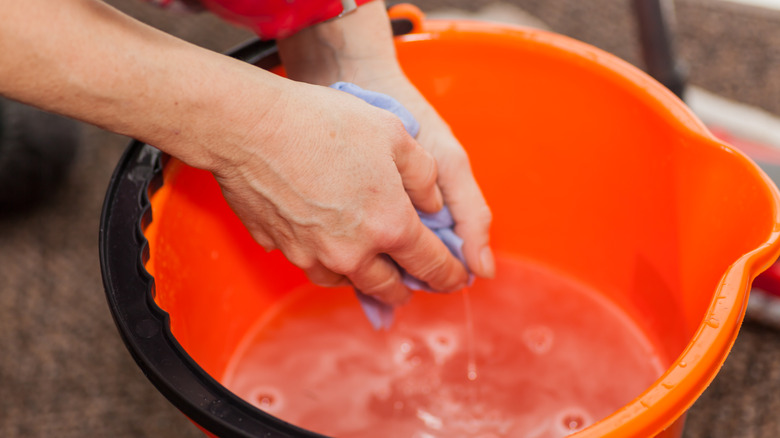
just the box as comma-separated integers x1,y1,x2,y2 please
277,1,495,279
211,81,471,304
356,75,495,280
0,0,483,304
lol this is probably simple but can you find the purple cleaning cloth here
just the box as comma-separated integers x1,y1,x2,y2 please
330,82,471,330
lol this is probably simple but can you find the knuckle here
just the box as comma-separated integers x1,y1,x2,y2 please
284,247,317,271
307,270,344,287
375,228,405,251
477,204,493,226
385,114,410,137
449,146,469,163
364,274,397,294
444,146,469,167
319,246,363,276
445,149,473,177
360,273,407,305
251,233,277,252
416,252,454,286
387,122,417,152
368,213,416,251
416,155,439,188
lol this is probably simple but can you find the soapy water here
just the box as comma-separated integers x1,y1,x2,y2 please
221,256,666,438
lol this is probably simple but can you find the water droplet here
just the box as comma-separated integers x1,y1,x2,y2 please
461,288,479,385
467,364,478,381
679,361,687,368
706,318,720,328
208,399,225,416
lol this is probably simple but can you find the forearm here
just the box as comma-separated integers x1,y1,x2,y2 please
0,0,286,171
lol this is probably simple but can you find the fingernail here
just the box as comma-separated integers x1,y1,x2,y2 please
479,246,496,278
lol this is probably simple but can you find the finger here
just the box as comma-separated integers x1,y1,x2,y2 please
304,262,351,288
393,135,443,214
348,254,411,306
439,158,495,279
248,223,278,252
389,218,470,292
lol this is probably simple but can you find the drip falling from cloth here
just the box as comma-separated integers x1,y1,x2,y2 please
330,82,472,330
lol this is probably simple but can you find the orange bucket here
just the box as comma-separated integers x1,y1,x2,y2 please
100,7,780,438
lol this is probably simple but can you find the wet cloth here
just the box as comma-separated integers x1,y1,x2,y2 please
330,82,471,329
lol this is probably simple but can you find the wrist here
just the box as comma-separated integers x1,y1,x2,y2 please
276,0,402,85
130,49,288,176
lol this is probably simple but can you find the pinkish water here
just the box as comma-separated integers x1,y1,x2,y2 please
222,256,666,438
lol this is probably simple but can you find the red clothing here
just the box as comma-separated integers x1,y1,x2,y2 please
144,0,373,39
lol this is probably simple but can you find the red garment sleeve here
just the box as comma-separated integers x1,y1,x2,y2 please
199,0,375,39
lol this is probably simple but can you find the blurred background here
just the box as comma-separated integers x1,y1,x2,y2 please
1,0,779,437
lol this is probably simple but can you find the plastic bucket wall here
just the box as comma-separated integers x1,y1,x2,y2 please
100,14,780,438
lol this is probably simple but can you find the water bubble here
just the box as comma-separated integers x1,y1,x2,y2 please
392,337,435,369
257,394,275,408
249,387,283,413
563,414,584,431
426,329,458,364
555,407,592,435
393,339,416,365
522,325,554,355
